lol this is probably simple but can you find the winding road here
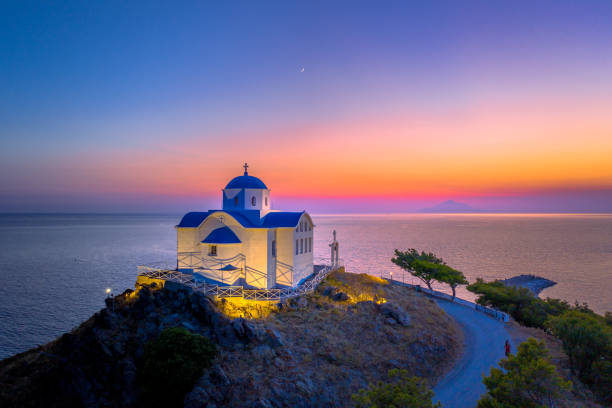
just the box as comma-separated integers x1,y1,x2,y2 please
433,299,516,408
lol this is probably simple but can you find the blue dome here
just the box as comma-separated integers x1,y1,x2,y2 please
225,174,268,189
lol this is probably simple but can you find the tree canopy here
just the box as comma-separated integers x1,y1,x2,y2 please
352,369,441,408
466,279,570,328
548,310,612,402
430,263,468,298
391,249,445,290
391,249,467,295
140,327,217,407
478,338,571,408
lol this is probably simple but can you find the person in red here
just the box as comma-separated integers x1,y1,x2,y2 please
505,339,511,357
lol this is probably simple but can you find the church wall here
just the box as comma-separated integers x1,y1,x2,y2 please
275,228,295,286
177,228,200,271
292,213,314,285
266,229,277,288
179,213,270,288
243,188,271,216
198,213,246,267
222,189,244,210
240,228,269,288
177,228,199,253
206,243,243,260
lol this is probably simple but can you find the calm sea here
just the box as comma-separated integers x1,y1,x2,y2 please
0,213,610,359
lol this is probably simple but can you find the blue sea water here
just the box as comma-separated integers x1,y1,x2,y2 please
0,213,611,359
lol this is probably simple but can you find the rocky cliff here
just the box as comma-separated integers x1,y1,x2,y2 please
0,270,461,407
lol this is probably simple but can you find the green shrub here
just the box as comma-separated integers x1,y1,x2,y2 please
467,278,612,404
139,327,217,407
352,369,440,408
466,279,571,328
548,311,612,403
478,338,571,408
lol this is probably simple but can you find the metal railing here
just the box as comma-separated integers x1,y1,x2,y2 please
137,262,340,301
244,289,281,301
178,252,246,271
177,252,271,287
245,266,268,288
387,279,510,322
275,260,294,286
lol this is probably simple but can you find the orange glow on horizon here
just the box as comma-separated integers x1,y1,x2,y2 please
19,96,612,200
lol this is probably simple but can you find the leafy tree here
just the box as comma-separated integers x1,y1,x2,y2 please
605,311,612,327
432,264,468,299
391,249,445,290
352,369,441,408
410,260,443,291
140,327,217,407
478,338,571,408
466,279,571,328
547,310,612,382
468,278,612,403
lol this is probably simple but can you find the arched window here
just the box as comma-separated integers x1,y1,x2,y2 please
251,196,256,206
295,240,298,255
265,197,268,206
234,197,239,206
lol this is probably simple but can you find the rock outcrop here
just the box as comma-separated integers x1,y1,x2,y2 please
501,274,557,296
0,271,462,408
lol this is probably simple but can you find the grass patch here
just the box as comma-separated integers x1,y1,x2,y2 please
215,298,278,319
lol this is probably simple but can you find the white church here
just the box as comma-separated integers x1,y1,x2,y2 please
176,164,314,289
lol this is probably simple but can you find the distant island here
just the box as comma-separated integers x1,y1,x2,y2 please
419,200,482,213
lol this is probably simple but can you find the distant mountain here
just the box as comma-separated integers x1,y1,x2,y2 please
419,200,482,213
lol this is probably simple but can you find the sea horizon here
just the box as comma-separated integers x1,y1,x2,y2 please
1,212,610,359
2,211,612,216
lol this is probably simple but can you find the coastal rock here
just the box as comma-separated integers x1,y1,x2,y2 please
332,292,349,301
322,286,338,297
501,274,557,296
184,386,210,408
252,345,275,359
265,328,284,348
0,270,462,408
232,318,246,337
251,399,274,408
380,302,411,326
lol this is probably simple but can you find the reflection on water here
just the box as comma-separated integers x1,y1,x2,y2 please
313,214,612,314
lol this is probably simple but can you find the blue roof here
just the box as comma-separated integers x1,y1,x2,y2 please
176,211,212,228
201,226,242,244
218,264,239,271
261,211,305,227
225,174,268,189
177,210,305,229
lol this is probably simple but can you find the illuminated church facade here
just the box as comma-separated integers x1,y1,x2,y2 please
176,164,314,289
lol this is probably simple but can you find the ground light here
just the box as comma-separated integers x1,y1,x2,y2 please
106,288,114,312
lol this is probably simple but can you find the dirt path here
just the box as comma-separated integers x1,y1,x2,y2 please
433,299,516,408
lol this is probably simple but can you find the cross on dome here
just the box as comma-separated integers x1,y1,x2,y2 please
243,162,249,175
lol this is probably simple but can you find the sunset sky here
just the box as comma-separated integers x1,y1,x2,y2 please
1,1,612,213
